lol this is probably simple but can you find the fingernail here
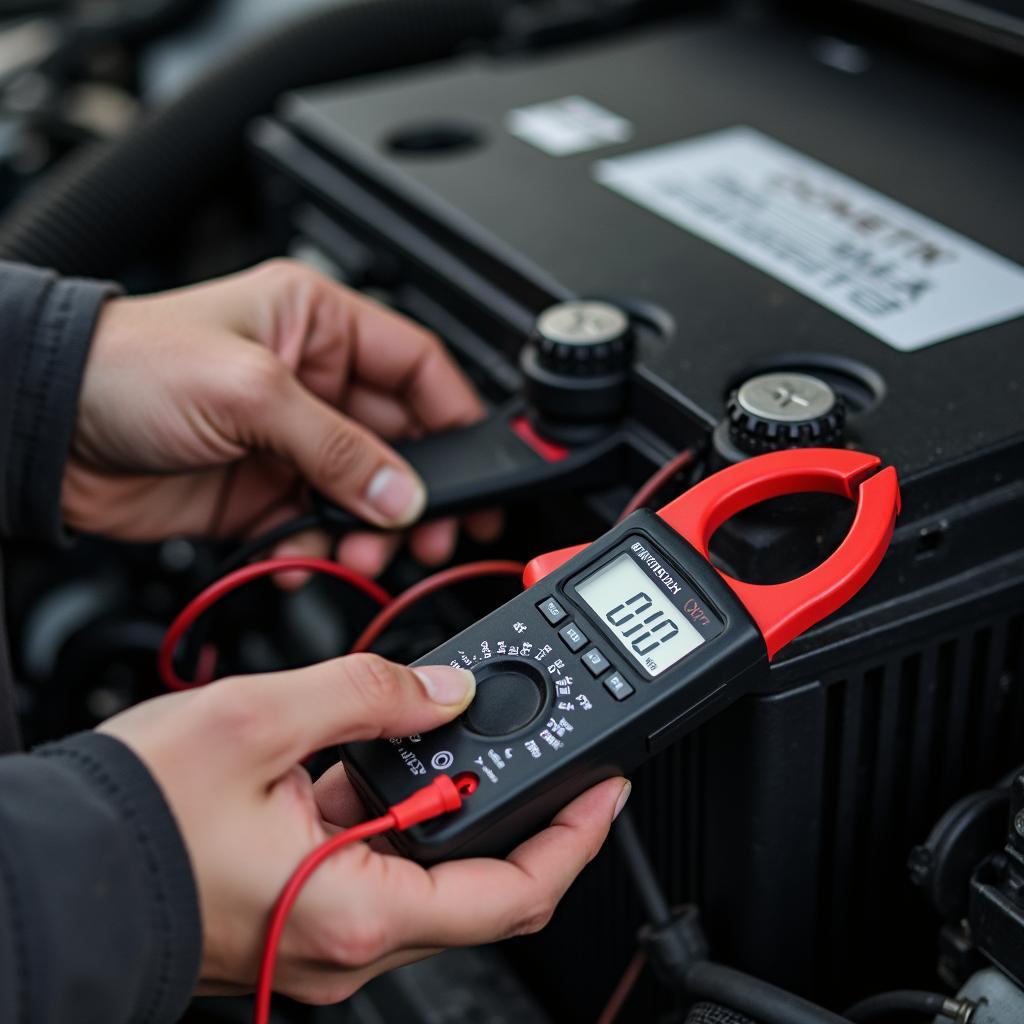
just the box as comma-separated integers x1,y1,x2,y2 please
613,781,632,821
414,666,476,707
365,466,426,526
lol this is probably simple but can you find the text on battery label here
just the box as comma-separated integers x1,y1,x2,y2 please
594,126,1024,351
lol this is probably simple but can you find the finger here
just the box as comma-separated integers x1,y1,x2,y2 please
200,451,299,541
465,508,504,544
313,761,368,829
408,518,458,567
301,778,626,956
200,655,476,778
343,384,417,442
304,762,391,852
343,290,486,432
335,531,403,578
425,777,626,943
226,261,484,436
244,361,427,530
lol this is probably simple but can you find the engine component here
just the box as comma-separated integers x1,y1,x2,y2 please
971,773,1024,991
949,969,1024,1024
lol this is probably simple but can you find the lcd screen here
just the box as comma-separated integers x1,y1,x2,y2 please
576,552,705,676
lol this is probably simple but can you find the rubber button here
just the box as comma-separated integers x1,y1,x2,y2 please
558,622,588,652
582,648,610,677
537,596,567,625
604,673,634,701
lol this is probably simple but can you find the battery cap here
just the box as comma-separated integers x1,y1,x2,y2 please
534,300,633,376
728,372,846,454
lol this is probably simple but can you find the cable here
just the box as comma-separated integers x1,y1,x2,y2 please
613,808,672,927
618,448,696,521
159,558,525,689
613,801,845,1024
253,773,471,1024
158,557,391,691
596,949,648,1024
180,512,325,675
844,990,971,1022
349,560,526,654
211,513,324,578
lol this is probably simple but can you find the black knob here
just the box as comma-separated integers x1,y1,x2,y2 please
533,300,634,376
727,372,846,455
463,661,546,738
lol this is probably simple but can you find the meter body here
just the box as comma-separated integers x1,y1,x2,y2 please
341,448,900,864
344,511,764,862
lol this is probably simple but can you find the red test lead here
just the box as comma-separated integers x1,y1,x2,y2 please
253,774,469,1024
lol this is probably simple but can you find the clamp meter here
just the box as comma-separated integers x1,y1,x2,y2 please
342,448,900,864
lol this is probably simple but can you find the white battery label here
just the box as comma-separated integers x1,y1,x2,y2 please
507,96,632,157
594,126,1024,351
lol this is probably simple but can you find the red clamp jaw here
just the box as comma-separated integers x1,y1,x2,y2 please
523,448,900,661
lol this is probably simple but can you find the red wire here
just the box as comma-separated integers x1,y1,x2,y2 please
618,448,696,522
158,558,392,691
160,451,696,690
253,774,467,1024
595,949,648,1024
253,816,394,1024
349,560,526,653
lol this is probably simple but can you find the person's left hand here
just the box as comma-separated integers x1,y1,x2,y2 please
63,259,500,578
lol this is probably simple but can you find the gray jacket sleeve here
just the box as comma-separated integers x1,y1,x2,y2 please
0,733,202,1024
0,261,203,1022
0,260,114,542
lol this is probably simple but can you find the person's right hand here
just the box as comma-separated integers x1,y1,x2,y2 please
99,655,628,1003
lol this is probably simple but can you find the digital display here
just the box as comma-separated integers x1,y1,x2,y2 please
576,553,706,676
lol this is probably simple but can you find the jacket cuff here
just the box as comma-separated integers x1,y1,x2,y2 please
0,263,118,543
31,732,201,1023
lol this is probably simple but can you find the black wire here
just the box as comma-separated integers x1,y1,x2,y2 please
210,513,325,579
613,810,847,1024
844,990,950,1021
613,808,672,927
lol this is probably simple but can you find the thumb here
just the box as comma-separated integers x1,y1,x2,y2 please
259,370,427,529
211,655,476,778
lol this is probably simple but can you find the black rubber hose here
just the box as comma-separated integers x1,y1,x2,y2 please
685,963,850,1024
0,0,503,277
74,0,212,45
844,990,951,1021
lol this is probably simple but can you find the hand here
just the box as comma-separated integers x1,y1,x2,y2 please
64,259,501,578
99,656,628,1002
